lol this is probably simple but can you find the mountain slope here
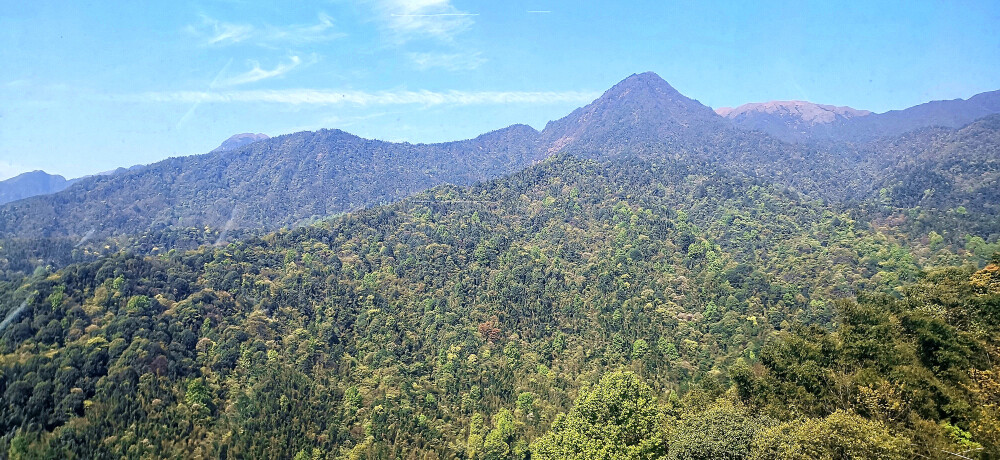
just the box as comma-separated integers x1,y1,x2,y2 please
0,170,76,205
0,125,542,239
876,114,1000,212
0,72,824,243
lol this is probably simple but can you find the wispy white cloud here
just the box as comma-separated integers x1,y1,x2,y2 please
220,55,311,86
375,0,476,42
130,88,600,106
187,15,254,45
176,58,234,128
259,13,344,44
186,13,344,47
408,51,485,71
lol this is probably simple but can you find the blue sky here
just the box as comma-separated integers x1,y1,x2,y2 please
1,0,998,180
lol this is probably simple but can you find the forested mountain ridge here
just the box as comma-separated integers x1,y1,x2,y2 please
876,114,1000,214
838,114,1000,253
0,124,542,239
725,88,1000,143
2,154,997,458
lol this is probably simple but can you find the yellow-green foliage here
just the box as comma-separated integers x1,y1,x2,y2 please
750,410,906,460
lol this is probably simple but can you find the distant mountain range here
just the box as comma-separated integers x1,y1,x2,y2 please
0,72,997,245
720,89,1000,143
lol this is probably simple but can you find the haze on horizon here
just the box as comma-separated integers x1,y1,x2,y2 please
2,0,998,180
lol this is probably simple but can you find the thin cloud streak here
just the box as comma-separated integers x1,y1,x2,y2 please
188,15,253,45
259,13,344,44
377,0,474,42
409,52,485,71
132,88,601,106
187,13,344,47
220,56,306,86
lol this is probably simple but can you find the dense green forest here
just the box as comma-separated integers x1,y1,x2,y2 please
3,155,999,458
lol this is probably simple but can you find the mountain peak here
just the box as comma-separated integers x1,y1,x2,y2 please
601,71,684,101
539,72,723,155
619,71,673,86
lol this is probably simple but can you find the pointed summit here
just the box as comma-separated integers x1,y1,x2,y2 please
540,72,724,156
604,71,684,99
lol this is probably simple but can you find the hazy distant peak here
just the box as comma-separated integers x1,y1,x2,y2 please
717,101,871,124
8,170,63,180
0,169,73,205
211,132,270,153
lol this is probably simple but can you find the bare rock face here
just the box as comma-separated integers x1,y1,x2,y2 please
714,101,872,142
211,133,270,153
717,101,871,124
